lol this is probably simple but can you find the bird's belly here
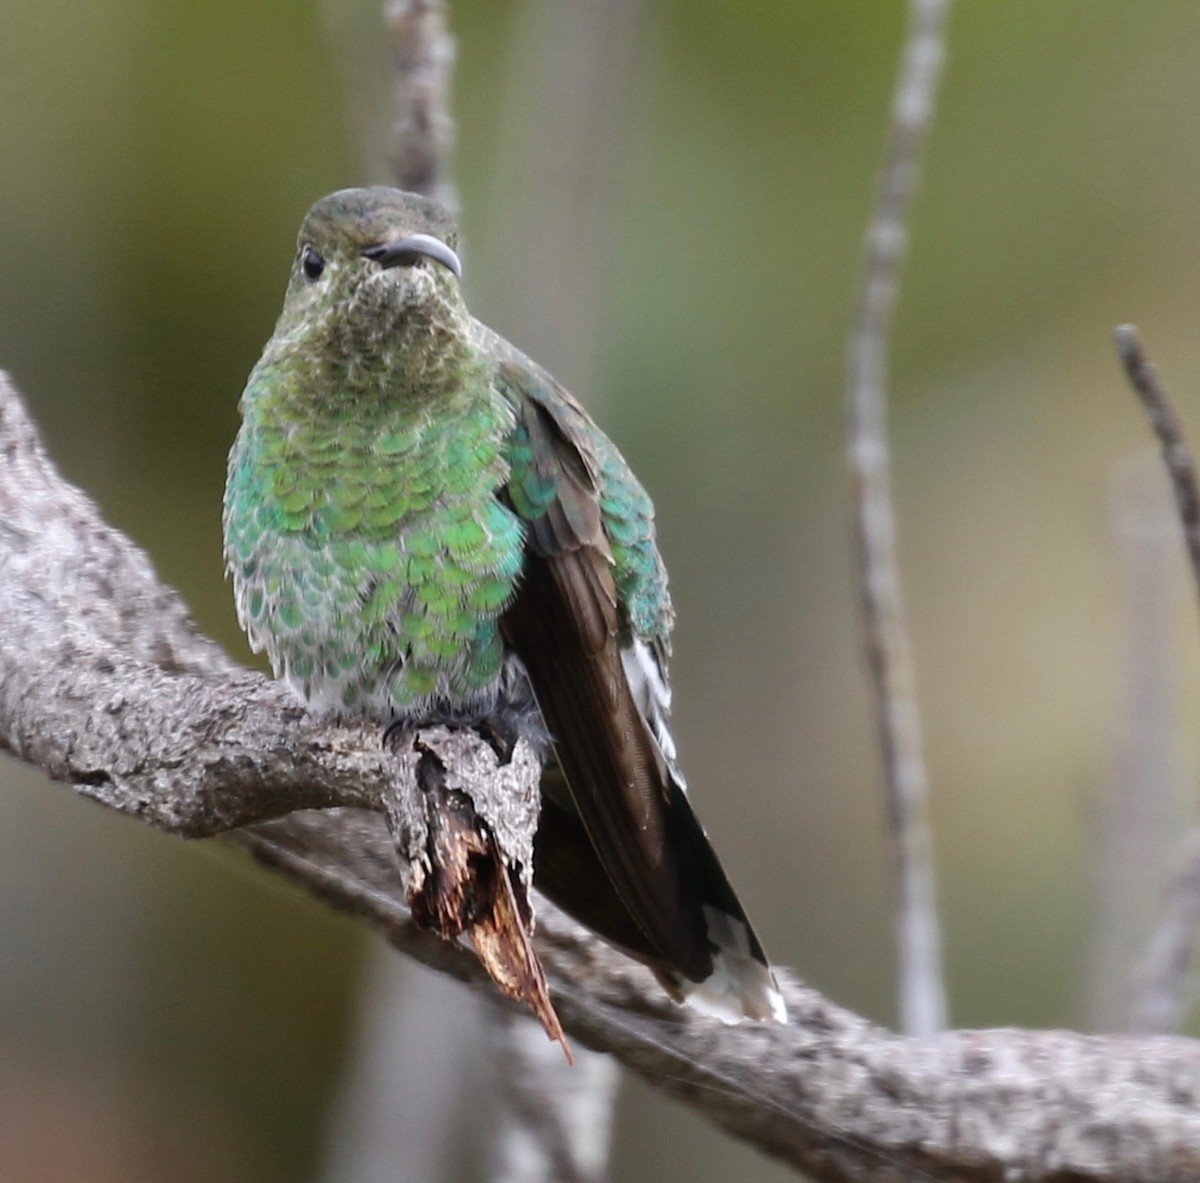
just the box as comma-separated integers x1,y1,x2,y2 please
232,521,520,723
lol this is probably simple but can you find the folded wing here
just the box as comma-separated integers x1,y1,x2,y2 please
496,358,786,1023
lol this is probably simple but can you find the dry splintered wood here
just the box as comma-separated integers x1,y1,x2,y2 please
4,371,1200,1181
385,728,569,1057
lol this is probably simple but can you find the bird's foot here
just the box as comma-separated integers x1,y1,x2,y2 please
380,710,527,764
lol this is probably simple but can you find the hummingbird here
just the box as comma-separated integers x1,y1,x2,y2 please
224,186,786,1025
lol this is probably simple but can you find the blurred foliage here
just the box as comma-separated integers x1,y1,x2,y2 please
3,1,1200,1181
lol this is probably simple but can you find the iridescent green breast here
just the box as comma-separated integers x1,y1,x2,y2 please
223,362,524,719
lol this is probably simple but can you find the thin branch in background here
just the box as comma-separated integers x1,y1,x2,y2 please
1114,324,1200,1034
844,0,951,1037
1130,825,1200,1034
1114,326,1200,600
485,1001,619,1183
321,953,486,1183
385,0,458,210
474,0,641,400
1084,460,1183,1032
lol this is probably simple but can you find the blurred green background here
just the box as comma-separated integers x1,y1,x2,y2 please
4,1,1200,1180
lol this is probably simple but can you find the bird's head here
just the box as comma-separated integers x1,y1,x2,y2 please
270,186,470,386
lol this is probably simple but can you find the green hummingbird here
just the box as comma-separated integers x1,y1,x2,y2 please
224,186,786,1024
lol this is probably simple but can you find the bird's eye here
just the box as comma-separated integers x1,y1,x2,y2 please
301,245,325,282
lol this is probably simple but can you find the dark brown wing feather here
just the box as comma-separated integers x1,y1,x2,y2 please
532,764,671,969
500,380,714,983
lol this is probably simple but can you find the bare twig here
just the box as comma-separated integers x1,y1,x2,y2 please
385,0,457,210
484,1004,618,1183
473,0,640,397
321,954,485,1183
9,374,1200,1178
1131,826,1200,1034
1114,325,1200,600
845,0,950,1037
1114,325,1200,1034
1085,461,1184,1031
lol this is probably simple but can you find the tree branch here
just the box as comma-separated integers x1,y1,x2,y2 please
1085,460,1184,1032
320,951,485,1183
845,0,950,1037
1114,325,1200,1035
1115,325,1200,600
385,0,457,210
6,370,1200,1178
484,1000,618,1183
1130,825,1200,1035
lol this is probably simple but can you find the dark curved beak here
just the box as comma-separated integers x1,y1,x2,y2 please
362,233,462,279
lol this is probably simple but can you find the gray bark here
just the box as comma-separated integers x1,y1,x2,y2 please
3,370,1200,1182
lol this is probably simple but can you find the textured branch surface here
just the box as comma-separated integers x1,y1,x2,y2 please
5,371,1200,1180
845,0,949,1037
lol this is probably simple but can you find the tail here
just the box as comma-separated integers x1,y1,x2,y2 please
533,761,788,1025
654,770,788,1024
